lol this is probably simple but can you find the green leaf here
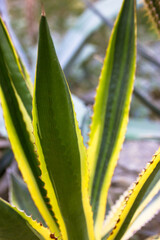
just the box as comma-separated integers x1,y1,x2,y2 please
102,169,160,239
0,16,59,235
33,15,94,240
122,190,160,240
0,198,51,240
102,189,131,239
87,0,136,238
10,174,46,227
58,0,123,70
0,17,33,118
107,149,160,240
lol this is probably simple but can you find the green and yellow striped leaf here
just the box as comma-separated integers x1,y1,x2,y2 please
122,190,160,240
33,14,94,240
0,16,59,235
0,198,51,240
102,189,130,239
107,149,160,240
0,17,33,117
10,173,46,227
102,167,160,239
87,0,136,238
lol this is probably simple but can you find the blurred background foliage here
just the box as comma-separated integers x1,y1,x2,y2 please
5,0,160,120
7,0,84,44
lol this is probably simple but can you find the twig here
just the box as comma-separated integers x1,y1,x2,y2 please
133,88,160,117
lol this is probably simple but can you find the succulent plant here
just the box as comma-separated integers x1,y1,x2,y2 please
0,0,160,240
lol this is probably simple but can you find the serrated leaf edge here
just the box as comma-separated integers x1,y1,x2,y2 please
122,191,160,240
107,148,160,240
1,198,52,240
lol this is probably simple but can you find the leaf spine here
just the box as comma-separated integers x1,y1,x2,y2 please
108,151,160,238
144,0,160,31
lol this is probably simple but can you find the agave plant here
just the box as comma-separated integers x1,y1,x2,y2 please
0,0,160,240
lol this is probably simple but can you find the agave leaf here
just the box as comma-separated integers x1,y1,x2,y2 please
87,0,136,238
102,174,160,239
0,17,59,235
0,198,51,240
102,189,131,239
107,149,160,240
10,173,46,227
58,0,123,70
0,1,31,73
57,0,143,71
122,169,160,239
0,17,33,117
102,168,160,239
33,14,94,240
127,169,160,227
122,190,160,240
